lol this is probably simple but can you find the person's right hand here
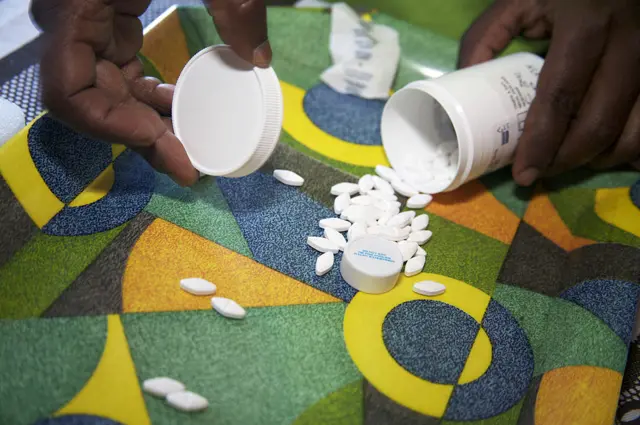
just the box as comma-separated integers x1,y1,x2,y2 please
31,0,270,187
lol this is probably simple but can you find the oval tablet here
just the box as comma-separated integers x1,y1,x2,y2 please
404,255,426,277
319,218,351,232
211,297,246,319
180,278,217,296
334,192,351,214
358,174,374,193
166,390,209,412
324,228,347,251
407,193,433,209
392,179,419,197
413,281,446,296
408,230,433,245
411,214,429,231
307,236,339,253
143,377,186,398
375,164,400,182
315,251,335,276
331,182,360,196
273,169,304,186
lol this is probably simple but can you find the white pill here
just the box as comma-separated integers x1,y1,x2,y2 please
324,227,347,251
315,251,335,276
378,226,409,242
319,218,351,232
166,391,209,412
387,211,416,228
408,230,433,245
407,194,433,209
368,190,397,202
405,255,426,277
413,280,446,296
351,195,373,206
179,278,217,296
143,377,186,398
347,222,367,241
398,241,419,262
331,182,360,196
375,165,400,182
211,297,246,319
358,174,375,193
391,179,419,197
273,169,304,186
378,212,393,226
398,226,412,238
334,192,351,215
415,246,427,256
307,236,339,253
367,225,382,235
372,175,395,194
411,214,430,231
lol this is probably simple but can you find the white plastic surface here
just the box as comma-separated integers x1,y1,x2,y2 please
340,235,403,294
173,45,282,177
381,53,544,193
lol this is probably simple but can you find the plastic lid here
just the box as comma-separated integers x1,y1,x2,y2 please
340,235,403,294
173,45,283,177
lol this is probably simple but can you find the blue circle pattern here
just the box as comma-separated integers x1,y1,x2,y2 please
631,179,640,209
383,300,479,384
32,415,124,425
303,83,385,146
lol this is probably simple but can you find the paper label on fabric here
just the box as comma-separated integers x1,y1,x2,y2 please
320,3,400,100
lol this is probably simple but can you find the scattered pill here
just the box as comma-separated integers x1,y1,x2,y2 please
351,195,373,206
375,165,400,182
415,246,427,256
315,252,335,276
398,241,419,262
405,255,426,277
166,391,209,412
391,179,419,197
372,175,395,194
273,169,304,186
143,377,186,398
408,230,433,245
211,297,246,319
407,193,433,209
334,192,351,214
358,174,375,193
324,227,347,251
330,182,360,196
387,211,416,228
348,222,367,241
179,278,217,296
319,218,351,232
411,214,429,231
307,236,340,253
413,280,446,296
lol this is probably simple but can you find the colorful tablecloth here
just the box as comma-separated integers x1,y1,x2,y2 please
1,6,640,425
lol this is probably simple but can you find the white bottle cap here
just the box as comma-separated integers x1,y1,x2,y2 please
172,45,283,177
340,235,403,294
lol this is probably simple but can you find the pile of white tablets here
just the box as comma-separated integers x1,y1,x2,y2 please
143,377,209,412
403,141,459,188
273,165,434,278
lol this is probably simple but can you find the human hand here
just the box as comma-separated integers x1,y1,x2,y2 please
458,0,640,186
31,0,270,187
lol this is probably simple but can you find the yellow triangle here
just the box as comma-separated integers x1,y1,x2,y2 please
55,315,150,425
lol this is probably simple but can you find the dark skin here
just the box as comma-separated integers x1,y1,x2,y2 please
459,0,640,185
34,0,639,187
30,0,271,187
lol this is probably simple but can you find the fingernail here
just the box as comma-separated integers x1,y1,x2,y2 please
517,167,539,187
253,40,272,68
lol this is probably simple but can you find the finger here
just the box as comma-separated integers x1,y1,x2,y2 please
133,131,199,186
548,31,640,175
512,16,609,186
121,58,173,115
458,0,521,68
590,94,640,169
204,0,271,67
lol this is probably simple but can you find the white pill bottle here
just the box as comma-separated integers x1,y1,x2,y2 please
380,53,544,193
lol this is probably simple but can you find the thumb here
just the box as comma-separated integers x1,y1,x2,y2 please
458,1,522,69
204,0,271,68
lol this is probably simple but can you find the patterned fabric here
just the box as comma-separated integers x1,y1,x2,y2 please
1,5,640,425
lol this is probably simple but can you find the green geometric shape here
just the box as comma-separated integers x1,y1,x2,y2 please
426,214,508,295
123,303,361,425
480,168,534,218
492,284,628,376
441,399,524,425
145,173,252,257
0,225,124,319
0,316,106,425
548,188,640,248
293,380,364,425
137,53,165,82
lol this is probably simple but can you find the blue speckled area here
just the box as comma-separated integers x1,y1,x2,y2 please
303,83,385,146
445,300,534,421
42,150,154,236
28,115,112,203
217,172,357,301
33,415,124,425
632,179,640,209
383,300,479,384
560,279,640,345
